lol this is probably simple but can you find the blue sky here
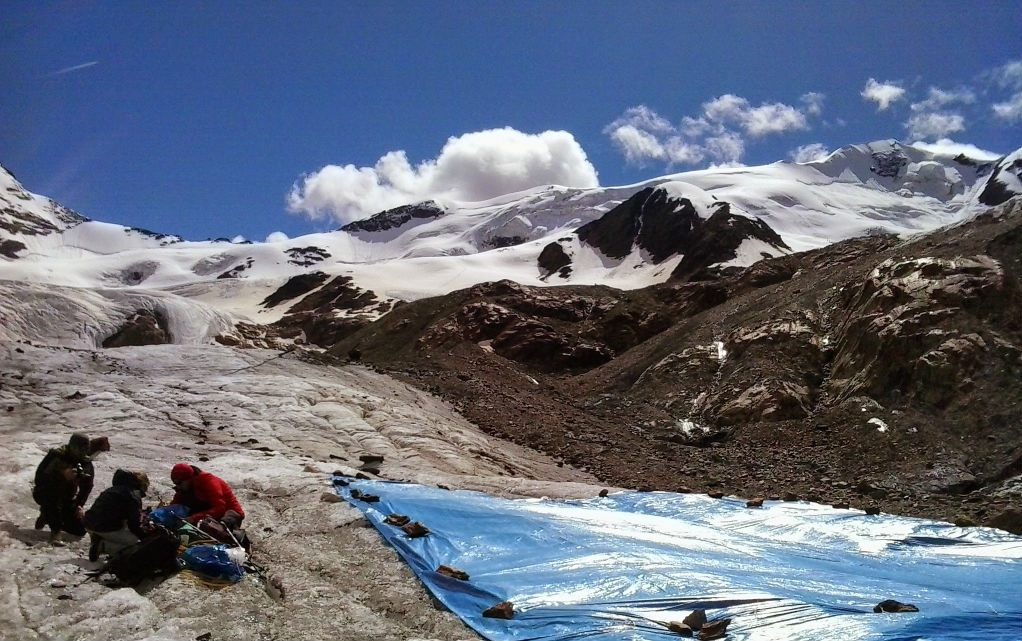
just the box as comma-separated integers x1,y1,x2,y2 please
2,2,1020,241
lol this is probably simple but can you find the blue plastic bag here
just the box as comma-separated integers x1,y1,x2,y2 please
149,504,190,528
178,544,245,583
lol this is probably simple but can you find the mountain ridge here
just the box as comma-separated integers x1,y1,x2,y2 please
3,140,1018,304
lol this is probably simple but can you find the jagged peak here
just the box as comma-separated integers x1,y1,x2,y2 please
1,164,88,241
340,200,446,234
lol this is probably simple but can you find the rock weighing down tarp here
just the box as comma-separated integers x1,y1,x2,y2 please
335,478,1022,641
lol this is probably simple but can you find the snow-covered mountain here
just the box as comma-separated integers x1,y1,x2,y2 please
1,140,1019,347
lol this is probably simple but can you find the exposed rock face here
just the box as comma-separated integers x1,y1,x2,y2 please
217,257,254,279
285,275,388,315
576,187,711,263
261,272,331,308
1,181,85,238
0,239,27,258
103,309,170,347
285,246,331,267
979,154,1022,206
985,507,1022,535
737,256,799,288
273,275,394,347
341,201,445,233
669,203,789,282
222,274,396,349
414,282,621,371
870,148,909,178
828,255,1021,407
104,261,160,286
538,241,572,279
575,187,789,282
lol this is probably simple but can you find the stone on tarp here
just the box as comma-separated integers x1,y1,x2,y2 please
874,599,919,613
482,601,514,619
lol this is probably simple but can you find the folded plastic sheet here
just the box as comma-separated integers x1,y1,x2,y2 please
334,478,1022,640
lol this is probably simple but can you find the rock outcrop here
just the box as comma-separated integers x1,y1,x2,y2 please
575,187,789,281
103,309,171,347
341,201,445,233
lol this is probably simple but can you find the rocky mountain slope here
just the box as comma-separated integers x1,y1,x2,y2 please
321,197,1022,533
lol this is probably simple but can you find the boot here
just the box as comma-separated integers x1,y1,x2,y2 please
34,513,46,530
88,533,103,562
48,531,65,547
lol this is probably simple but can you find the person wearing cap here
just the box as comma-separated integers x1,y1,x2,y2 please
168,463,245,528
83,469,153,560
32,433,109,544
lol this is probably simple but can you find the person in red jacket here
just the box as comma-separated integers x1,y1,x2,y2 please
168,463,245,528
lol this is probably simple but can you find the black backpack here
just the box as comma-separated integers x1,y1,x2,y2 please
105,530,181,586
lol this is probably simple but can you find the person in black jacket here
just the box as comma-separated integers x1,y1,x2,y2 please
32,433,108,545
83,469,153,560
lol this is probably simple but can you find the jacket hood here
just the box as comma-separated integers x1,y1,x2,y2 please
111,468,146,492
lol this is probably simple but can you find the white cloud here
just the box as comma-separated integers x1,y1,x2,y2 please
742,102,808,136
992,60,1022,87
704,132,745,165
861,78,906,111
605,92,817,170
911,87,976,112
288,128,599,224
606,124,668,164
990,60,1022,122
701,95,808,136
909,139,1001,160
993,94,1022,122
429,129,599,201
265,231,289,243
703,94,750,124
662,137,705,165
611,105,676,134
906,112,966,140
801,92,825,116
789,143,831,163
680,115,713,138
900,86,974,141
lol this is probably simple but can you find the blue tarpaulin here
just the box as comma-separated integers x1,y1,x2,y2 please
334,477,1022,640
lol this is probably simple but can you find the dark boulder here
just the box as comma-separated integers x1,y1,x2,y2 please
985,507,1022,535
873,599,919,613
482,601,514,619
538,241,572,278
103,309,170,347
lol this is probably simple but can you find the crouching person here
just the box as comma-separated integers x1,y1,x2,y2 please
83,469,152,561
169,463,248,549
32,433,106,545
169,463,245,527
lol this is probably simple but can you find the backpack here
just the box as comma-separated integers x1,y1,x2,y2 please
195,516,251,553
105,530,181,586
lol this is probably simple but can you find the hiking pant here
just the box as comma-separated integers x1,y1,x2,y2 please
35,494,86,537
88,526,140,557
